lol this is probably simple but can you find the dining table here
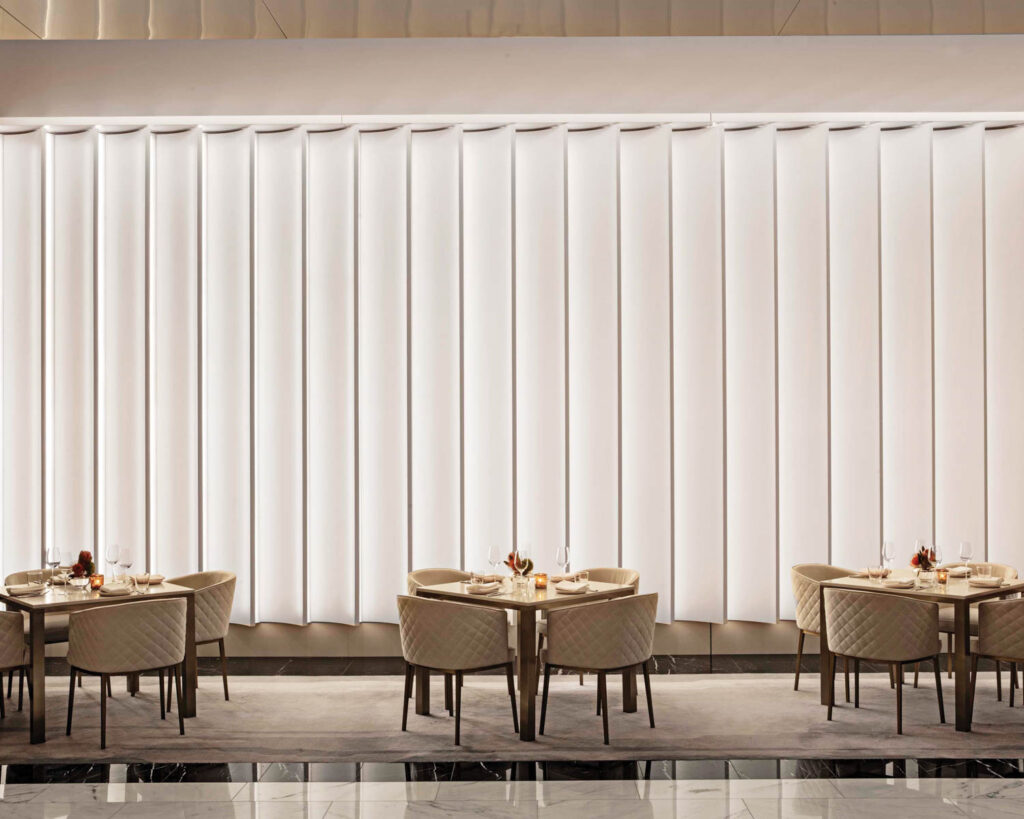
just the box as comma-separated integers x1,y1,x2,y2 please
416,578,637,741
0,579,199,744
819,569,1024,731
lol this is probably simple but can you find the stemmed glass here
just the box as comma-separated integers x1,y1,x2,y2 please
555,544,570,579
45,547,60,587
488,544,508,576
117,547,134,584
959,541,973,567
105,546,119,583
881,541,895,571
933,543,943,567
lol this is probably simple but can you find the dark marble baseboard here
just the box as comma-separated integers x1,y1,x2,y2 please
1,757,1022,784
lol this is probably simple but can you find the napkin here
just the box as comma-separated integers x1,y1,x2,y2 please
466,582,502,595
99,584,131,597
134,573,165,584
5,582,46,597
882,578,916,589
555,580,590,595
851,568,891,578
968,576,1005,588
947,566,970,577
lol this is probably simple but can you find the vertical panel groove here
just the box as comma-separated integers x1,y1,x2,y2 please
93,128,100,560
667,125,675,617
353,128,361,621
563,125,570,566
42,129,51,567
825,131,832,567
719,127,728,617
929,129,936,547
510,125,517,554
458,126,465,572
197,130,205,573
145,129,153,573
405,126,413,574
772,127,780,620
982,131,989,562
301,128,309,625
615,125,623,569
248,126,257,623
877,135,884,552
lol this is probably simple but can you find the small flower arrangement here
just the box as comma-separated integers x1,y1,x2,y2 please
910,545,936,571
71,550,95,578
504,552,534,576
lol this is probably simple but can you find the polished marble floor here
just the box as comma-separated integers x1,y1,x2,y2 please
7,760,1024,817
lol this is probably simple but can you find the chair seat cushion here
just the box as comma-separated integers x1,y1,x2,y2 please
937,604,979,636
21,613,69,644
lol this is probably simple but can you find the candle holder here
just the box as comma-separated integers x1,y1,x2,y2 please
534,572,548,589
90,574,104,590
937,568,948,585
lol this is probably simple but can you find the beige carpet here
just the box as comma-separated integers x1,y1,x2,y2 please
0,672,1019,762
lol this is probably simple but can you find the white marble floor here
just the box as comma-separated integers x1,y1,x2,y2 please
9,777,1024,818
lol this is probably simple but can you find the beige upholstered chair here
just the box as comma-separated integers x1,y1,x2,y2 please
791,564,856,697
66,598,187,749
397,595,518,745
4,569,71,708
162,571,236,703
540,593,657,745
823,587,944,734
407,568,471,596
971,598,1024,711
0,612,28,721
936,562,1018,685
538,568,640,687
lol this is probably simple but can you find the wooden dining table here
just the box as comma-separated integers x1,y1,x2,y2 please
416,579,636,741
0,580,199,744
819,570,1024,732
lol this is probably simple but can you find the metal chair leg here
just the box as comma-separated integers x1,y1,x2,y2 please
505,662,519,733
401,663,413,731
6,669,11,700
99,674,108,750
174,663,185,736
18,669,24,711
218,638,229,701
444,673,453,716
599,672,609,745
854,659,860,708
947,634,953,679
969,653,980,720
539,664,551,735
1012,662,1017,708
159,667,166,720
933,655,945,723
827,654,837,721
997,661,1003,701
914,663,919,689
643,659,655,728
65,665,75,735
844,656,850,703
895,664,903,735
454,670,462,746
794,631,805,691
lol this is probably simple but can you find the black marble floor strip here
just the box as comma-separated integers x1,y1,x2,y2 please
2,758,1023,784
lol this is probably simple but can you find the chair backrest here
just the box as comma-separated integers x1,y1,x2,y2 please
791,564,854,633
823,587,937,663
167,571,236,644
978,598,1024,660
397,595,508,672
406,568,471,597
546,593,657,671
0,611,26,672
938,562,1018,580
584,568,640,591
67,598,187,674
5,568,63,586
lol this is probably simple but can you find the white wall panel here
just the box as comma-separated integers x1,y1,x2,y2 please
776,124,828,620
933,124,986,559
409,127,461,571
307,127,356,624
151,130,199,579
829,125,881,571
566,125,618,573
514,127,565,563
463,127,513,573
723,125,777,623
254,128,304,624
358,127,408,623
881,126,933,552
985,125,1024,568
672,126,725,623
1,132,42,575
204,128,252,624
100,130,146,573
620,125,672,622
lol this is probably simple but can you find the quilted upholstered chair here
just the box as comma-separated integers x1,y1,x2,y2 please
539,593,657,745
162,571,236,703
4,569,73,708
823,587,944,734
537,568,640,687
791,564,856,697
66,598,187,749
397,595,518,746
0,611,28,720
936,562,1018,686
406,568,471,596
970,598,1024,711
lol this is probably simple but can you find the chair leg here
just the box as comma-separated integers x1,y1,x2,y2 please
539,664,551,735
166,668,173,712
159,668,166,721
6,668,11,699
914,663,919,689
535,634,544,688
643,659,655,728
444,673,453,716
579,673,584,686
505,662,519,733
997,661,1003,701
1012,663,1017,708
0,675,4,718
599,672,609,745
218,638,229,701
65,666,75,735
106,677,112,698
596,682,601,716
894,664,903,735
969,653,980,719
854,659,860,708
174,663,185,736
794,631,805,691
889,664,895,689
401,663,413,732
78,672,82,688
827,654,836,720
933,655,945,724
844,656,850,703
947,634,953,679
18,668,24,711
454,670,462,746
99,674,108,750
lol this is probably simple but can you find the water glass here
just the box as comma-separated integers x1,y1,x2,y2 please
868,565,885,583
576,570,590,586
27,570,43,586
512,574,529,597
976,564,991,579
135,573,150,594
470,569,486,584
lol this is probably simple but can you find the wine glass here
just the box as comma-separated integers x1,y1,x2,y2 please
959,541,973,566
105,545,119,582
488,544,508,576
555,544,570,578
933,543,943,566
513,546,529,576
881,541,895,570
117,547,134,584
45,546,60,586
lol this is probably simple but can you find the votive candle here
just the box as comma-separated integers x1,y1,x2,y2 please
90,574,104,590
534,572,548,589
937,569,948,585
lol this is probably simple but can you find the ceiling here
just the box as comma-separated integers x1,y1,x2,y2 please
1,0,1023,39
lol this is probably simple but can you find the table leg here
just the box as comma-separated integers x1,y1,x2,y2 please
29,610,45,744
622,669,638,713
954,600,972,731
819,585,831,707
126,673,140,696
181,594,197,718
518,611,537,741
415,667,430,716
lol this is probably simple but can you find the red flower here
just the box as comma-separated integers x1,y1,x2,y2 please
78,550,92,564
71,563,85,578
911,554,920,566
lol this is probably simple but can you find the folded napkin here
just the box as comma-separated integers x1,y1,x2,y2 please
5,582,46,597
882,578,916,589
555,580,590,595
475,574,503,583
50,575,68,584
134,573,165,584
968,576,1005,588
99,584,131,597
947,566,971,577
851,568,891,578
466,582,502,595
